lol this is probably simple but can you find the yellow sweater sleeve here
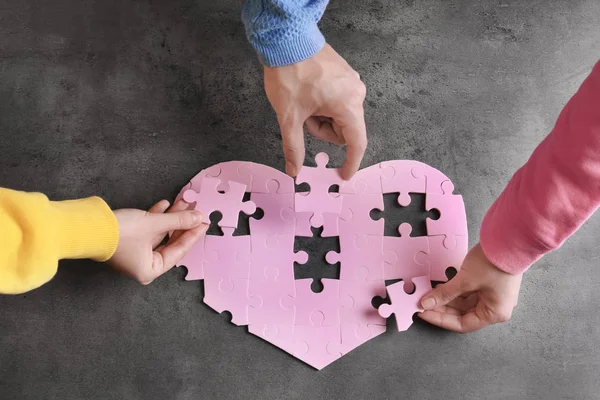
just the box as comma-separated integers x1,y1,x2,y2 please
0,188,119,294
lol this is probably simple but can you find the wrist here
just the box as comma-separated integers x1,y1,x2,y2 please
252,24,326,67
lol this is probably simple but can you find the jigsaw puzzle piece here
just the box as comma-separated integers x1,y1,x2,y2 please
246,162,295,194
425,180,467,238
338,193,384,236
249,233,307,281
295,153,344,225
327,324,386,356
281,278,341,326
411,165,449,195
183,177,257,229
378,275,432,332
326,233,385,281
339,164,383,195
249,190,295,236
204,161,254,192
294,211,314,237
203,277,251,326
427,234,468,282
204,230,251,279
339,269,386,326
379,160,426,206
175,235,206,281
249,324,295,354
382,223,430,291
248,269,296,325
291,312,342,370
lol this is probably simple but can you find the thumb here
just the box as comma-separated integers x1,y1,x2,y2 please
279,118,306,177
420,274,470,310
149,210,204,233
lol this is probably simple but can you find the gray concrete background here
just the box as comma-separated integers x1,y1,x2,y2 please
1,0,599,399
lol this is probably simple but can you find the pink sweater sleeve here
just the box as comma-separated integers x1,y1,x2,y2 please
480,61,600,275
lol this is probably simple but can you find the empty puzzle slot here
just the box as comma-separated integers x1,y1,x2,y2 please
370,193,440,237
293,227,340,292
206,193,264,236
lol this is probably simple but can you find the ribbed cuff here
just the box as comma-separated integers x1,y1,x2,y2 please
252,24,326,67
51,197,119,262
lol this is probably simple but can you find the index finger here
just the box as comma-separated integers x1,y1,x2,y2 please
339,118,367,180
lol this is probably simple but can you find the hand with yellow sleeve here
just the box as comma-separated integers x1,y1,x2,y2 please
0,188,207,294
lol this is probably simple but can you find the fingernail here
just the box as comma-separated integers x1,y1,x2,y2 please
192,211,203,224
286,162,296,176
421,297,436,310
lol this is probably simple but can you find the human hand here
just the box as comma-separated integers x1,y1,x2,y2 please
418,243,523,333
264,43,367,180
108,200,207,285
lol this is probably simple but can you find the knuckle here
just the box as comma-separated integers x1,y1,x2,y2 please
496,308,513,323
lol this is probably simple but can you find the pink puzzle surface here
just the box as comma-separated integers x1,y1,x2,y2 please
176,154,468,370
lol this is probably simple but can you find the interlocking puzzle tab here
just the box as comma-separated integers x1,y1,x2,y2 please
295,153,344,230
176,154,468,370
183,177,256,228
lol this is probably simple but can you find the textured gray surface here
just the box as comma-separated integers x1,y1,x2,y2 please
1,0,600,399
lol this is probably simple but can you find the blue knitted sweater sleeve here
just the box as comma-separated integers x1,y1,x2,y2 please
241,0,329,67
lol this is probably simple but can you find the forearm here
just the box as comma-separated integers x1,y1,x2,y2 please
241,0,328,67
480,61,600,274
0,188,119,294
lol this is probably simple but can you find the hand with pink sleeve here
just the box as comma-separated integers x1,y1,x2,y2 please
420,60,600,332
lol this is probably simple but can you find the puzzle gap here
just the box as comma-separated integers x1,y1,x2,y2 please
295,182,310,193
232,192,264,236
293,226,340,292
370,193,440,237
206,212,224,236
328,184,339,193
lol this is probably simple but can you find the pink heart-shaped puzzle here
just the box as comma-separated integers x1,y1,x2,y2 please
175,153,468,370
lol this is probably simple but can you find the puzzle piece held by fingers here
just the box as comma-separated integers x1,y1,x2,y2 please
378,275,432,332
183,177,256,228
295,153,344,228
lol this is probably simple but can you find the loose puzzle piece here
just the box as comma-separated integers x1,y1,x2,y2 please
327,324,386,356
248,268,296,325
183,177,257,228
378,275,432,332
295,153,344,228
291,312,342,370
427,234,468,282
204,228,251,280
425,180,467,239
175,235,206,281
339,267,386,326
203,277,252,326
249,233,308,281
382,223,430,292
380,160,426,206
339,164,383,195
326,233,385,281
281,279,341,326
338,193,384,236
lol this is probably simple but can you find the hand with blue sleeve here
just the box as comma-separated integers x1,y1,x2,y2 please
242,1,367,179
